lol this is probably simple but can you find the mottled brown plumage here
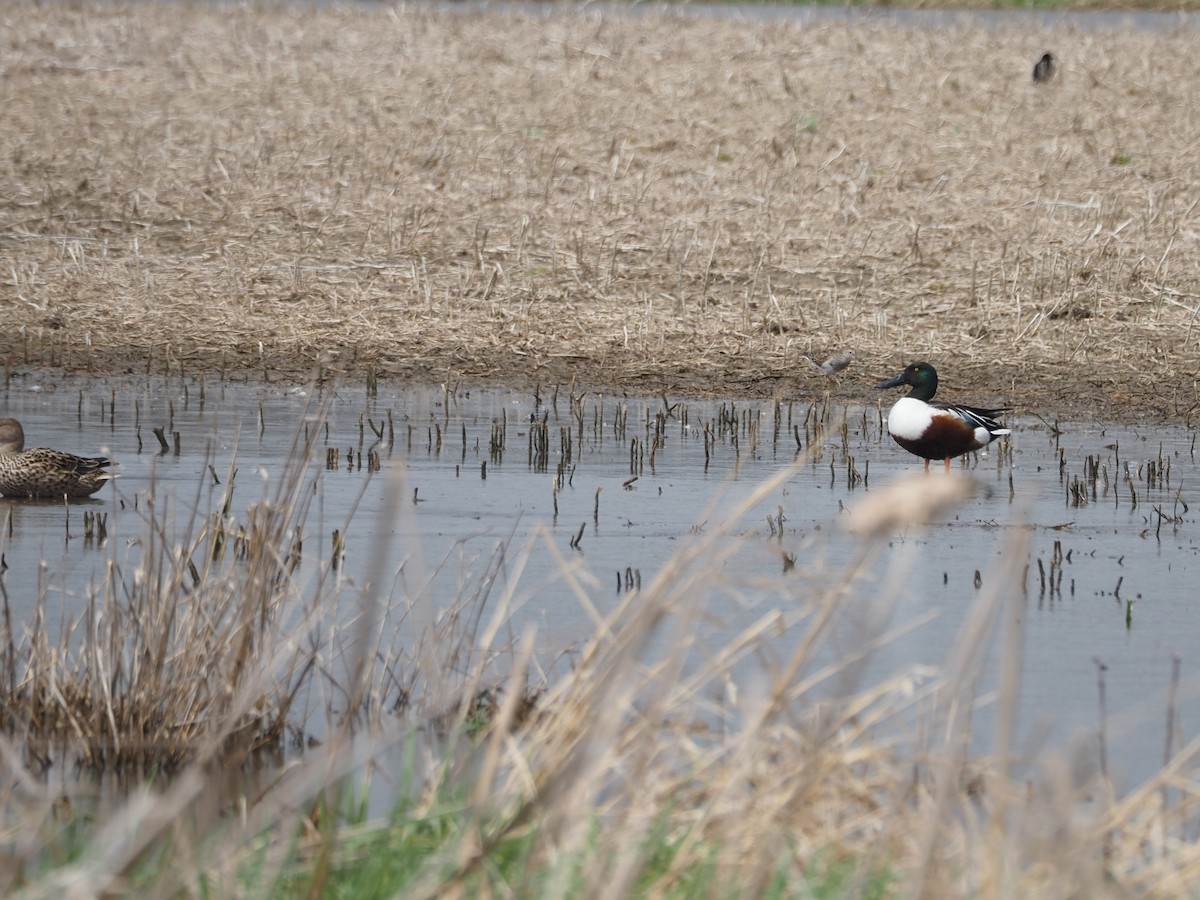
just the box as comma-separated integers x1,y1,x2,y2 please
0,418,115,499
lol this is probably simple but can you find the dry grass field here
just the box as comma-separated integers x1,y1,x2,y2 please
4,4,1200,421
12,8,1200,891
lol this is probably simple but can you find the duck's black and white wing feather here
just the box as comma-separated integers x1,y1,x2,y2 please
934,402,1011,438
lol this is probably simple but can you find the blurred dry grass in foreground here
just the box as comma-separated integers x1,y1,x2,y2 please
4,453,1200,896
3,4,1200,420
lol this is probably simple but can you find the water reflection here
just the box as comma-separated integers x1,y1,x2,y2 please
0,373,1196,789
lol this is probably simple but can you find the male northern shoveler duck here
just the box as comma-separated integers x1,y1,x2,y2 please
876,362,1011,473
0,418,115,499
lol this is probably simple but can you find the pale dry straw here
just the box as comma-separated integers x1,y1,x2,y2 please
2,7,1200,419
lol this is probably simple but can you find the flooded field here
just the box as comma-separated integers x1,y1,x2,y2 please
0,372,1195,791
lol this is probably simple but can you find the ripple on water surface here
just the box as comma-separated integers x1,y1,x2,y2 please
0,375,1195,788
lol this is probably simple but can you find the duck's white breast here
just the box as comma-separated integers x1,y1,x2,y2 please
887,397,935,440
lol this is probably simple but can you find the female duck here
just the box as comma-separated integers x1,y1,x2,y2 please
876,362,1010,472
0,418,115,499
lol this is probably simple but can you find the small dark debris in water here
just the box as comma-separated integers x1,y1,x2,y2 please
331,529,344,570
208,464,221,485
1032,52,1056,84
82,511,107,543
782,552,795,573
569,522,585,550
617,567,641,592
285,724,309,753
943,572,948,585
623,476,638,490
660,391,679,419
489,414,506,458
845,455,863,489
392,688,411,714
973,570,982,589
286,529,302,573
413,487,422,504
767,506,785,538
1125,598,1134,629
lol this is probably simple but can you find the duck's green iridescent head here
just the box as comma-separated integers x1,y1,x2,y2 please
876,361,939,402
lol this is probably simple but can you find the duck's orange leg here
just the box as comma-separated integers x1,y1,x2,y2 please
924,459,931,474
943,457,952,473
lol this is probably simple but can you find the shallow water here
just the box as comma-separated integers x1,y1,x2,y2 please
0,372,1196,791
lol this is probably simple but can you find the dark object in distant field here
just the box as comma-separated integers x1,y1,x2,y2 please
1033,52,1056,85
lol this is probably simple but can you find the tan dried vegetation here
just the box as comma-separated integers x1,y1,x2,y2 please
4,5,1200,420
8,7,1200,895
